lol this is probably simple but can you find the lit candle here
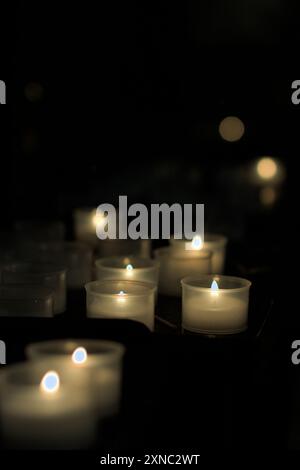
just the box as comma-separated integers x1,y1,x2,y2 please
154,247,212,297
26,339,125,418
73,208,152,256
170,233,228,274
0,364,97,449
181,275,251,335
73,207,106,247
85,280,155,330
95,256,159,292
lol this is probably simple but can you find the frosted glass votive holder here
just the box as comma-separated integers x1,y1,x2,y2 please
95,256,159,287
170,234,228,274
0,362,96,449
26,339,125,418
154,247,212,297
181,275,251,336
85,280,155,331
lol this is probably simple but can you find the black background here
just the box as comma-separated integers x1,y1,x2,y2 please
0,0,299,462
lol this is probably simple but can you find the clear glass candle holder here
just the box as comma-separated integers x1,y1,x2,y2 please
26,339,125,418
0,285,54,317
0,361,97,449
1,263,66,314
181,275,251,336
14,220,65,242
95,256,159,287
85,280,155,331
154,247,212,297
170,233,228,274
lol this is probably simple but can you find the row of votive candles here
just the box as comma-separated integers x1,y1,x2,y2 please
0,339,125,449
0,216,251,335
0,223,227,314
86,275,251,335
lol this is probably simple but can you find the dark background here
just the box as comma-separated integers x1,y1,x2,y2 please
0,0,299,459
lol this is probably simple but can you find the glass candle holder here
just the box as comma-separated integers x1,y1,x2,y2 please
95,256,159,287
26,339,125,418
170,234,228,274
181,275,251,335
0,285,54,317
0,362,97,449
154,247,212,297
1,263,66,314
85,280,155,331
14,220,65,242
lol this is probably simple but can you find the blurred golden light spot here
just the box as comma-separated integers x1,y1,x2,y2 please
256,157,278,180
219,116,245,142
24,82,44,102
260,187,277,207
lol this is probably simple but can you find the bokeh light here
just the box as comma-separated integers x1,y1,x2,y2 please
219,116,245,142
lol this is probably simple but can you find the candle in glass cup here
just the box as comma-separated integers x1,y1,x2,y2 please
85,280,155,330
170,233,228,274
0,363,97,449
181,275,251,335
26,339,125,418
154,247,212,297
95,256,159,289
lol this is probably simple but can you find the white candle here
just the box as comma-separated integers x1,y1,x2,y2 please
170,233,228,274
85,280,155,330
26,339,125,418
154,247,212,297
181,275,251,335
0,364,97,449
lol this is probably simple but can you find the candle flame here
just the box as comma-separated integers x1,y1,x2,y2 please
40,371,60,394
92,212,105,228
72,347,88,365
191,235,203,250
126,264,133,272
211,280,219,296
185,235,203,251
117,290,127,301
